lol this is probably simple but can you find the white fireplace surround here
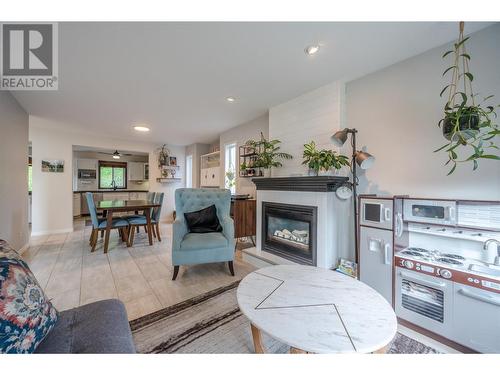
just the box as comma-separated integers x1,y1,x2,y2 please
245,190,352,269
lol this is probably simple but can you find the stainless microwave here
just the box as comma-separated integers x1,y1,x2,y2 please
78,169,97,179
403,199,457,225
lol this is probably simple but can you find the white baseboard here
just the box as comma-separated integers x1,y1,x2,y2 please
30,227,74,236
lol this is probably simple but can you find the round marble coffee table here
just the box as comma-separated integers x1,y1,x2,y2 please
237,265,397,354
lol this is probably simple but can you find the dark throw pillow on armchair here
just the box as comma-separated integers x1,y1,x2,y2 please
184,204,223,233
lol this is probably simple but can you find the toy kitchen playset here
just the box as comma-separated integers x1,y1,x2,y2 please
358,196,500,353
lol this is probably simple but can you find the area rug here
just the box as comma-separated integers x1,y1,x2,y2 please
130,281,439,354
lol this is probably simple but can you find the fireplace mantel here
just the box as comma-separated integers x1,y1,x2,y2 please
252,176,349,192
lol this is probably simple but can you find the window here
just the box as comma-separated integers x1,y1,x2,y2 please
186,155,193,188
99,161,127,189
224,143,236,194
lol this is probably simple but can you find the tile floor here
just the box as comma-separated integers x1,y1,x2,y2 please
23,219,256,321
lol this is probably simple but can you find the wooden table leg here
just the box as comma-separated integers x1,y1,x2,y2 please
290,347,308,354
250,324,265,354
373,345,388,354
145,207,153,246
103,209,113,253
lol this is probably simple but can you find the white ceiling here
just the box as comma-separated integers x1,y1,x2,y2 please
13,22,493,145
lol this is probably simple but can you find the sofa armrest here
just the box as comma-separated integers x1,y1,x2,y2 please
172,218,188,250
220,216,235,243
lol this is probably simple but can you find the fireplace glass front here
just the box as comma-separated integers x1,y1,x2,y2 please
262,202,317,265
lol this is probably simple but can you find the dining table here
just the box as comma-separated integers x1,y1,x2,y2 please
95,199,161,253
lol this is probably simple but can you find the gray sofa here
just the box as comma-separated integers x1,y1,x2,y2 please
35,299,136,354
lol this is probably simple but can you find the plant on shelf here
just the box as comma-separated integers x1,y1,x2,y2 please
245,132,292,172
436,22,499,175
302,141,350,175
157,144,170,167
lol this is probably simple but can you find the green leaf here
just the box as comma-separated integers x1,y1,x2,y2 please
447,164,457,176
440,84,453,97
460,53,471,60
442,66,456,76
483,95,494,101
450,150,458,160
473,160,478,170
479,155,500,160
442,50,454,58
456,36,470,48
464,72,473,81
434,143,449,153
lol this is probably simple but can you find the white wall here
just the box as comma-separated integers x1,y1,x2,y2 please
346,24,500,200
184,143,210,188
0,92,29,250
219,114,269,197
269,82,349,177
30,116,185,235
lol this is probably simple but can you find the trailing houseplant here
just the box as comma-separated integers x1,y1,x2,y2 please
245,132,292,175
436,22,499,175
302,141,350,175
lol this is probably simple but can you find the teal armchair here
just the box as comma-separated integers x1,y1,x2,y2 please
171,188,235,280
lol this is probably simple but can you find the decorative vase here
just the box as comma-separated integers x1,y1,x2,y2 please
262,169,271,178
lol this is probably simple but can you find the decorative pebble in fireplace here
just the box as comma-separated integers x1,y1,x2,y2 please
262,202,317,265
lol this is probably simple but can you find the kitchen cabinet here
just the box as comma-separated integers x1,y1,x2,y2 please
452,284,500,353
200,151,220,187
231,199,256,239
201,167,220,187
77,158,98,170
128,162,147,181
73,193,81,217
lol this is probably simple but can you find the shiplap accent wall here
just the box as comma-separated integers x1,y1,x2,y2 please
268,81,349,177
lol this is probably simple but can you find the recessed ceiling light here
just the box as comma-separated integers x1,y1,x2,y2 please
133,125,150,132
304,45,320,55
226,96,236,103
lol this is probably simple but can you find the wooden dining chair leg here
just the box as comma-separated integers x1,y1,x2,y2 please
91,230,98,252
122,226,129,244
151,224,157,238
156,223,161,241
128,225,136,247
101,231,104,238
136,226,139,234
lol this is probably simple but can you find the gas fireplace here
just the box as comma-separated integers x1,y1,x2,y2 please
262,202,317,265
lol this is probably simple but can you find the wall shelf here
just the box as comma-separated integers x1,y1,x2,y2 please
239,145,263,178
156,177,181,183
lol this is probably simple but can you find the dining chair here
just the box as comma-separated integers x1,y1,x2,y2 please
126,192,164,246
85,192,130,252
132,192,156,234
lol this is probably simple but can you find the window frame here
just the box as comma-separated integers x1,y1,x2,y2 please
98,161,128,190
186,154,193,188
224,142,237,194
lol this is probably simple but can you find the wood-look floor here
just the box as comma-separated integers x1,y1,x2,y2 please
24,219,256,321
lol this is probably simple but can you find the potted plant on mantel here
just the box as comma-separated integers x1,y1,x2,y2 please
302,141,350,176
245,132,292,177
436,22,499,175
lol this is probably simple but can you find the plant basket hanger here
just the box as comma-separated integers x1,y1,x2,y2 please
435,21,500,174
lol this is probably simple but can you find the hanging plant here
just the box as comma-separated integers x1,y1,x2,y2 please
435,21,499,175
